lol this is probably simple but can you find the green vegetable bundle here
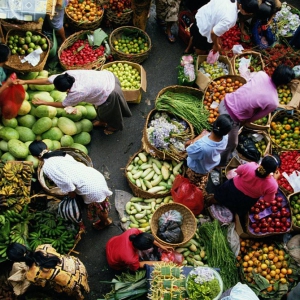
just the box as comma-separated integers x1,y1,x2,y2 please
198,220,239,290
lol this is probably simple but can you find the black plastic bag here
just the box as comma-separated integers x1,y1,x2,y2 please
157,220,184,244
237,135,260,162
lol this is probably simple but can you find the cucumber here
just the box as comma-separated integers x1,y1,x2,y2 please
139,163,153,170
144,179,153,189
144,170,155,181
150,174,163,187
152,163,161,175
141,168,152,178
138,152,148,163
133,170,143,180
136,178,142,188
126,164,134,171
127,172,136,184
161,165,170,180
152,158,162,169
173,161,184,176
147,186,166,194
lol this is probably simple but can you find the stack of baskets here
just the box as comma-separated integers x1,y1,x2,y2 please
4,29,50,72
109,26,152,63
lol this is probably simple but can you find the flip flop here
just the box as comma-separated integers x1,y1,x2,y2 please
93,120,107,127
165,31,176,43
93,218,112,230
104,127,118,135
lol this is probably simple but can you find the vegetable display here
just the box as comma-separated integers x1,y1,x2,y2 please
178,55,196,86
155,91,210,135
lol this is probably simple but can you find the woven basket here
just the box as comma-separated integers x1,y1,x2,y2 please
244,113,271,131
109,26,151,64
288,192,300,232
58,30,106,70
0,19,44,34
232,51,265,76
0,22,4,43
37,147,93,197
4,29,50,72
245,189,291,238
65,1,104,30
269,110,300,152
106,9,133,26
142,109,194,162
150,203,197,247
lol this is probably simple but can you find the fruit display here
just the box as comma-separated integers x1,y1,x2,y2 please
248,190,291,235
198,60,230,79
107,0,132,17
234,53,263,75
270,116,300,150
289,192,300,228
204,77,245,123
0,70,97,164
238,239,296,298
7,31,48,55
65,0,104,23
278,151,300,193
252,116,269,127
126,151,184,195
277,85,293,105
104,62,141,90
113,34,149,55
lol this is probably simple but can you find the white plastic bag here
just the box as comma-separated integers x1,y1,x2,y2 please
227,222,240,257
238,57,252,81
282,171,300,192
206,50,220,64
221,282,259,300
232,45,244,54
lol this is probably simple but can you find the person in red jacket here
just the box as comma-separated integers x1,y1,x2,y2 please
106,228,172,271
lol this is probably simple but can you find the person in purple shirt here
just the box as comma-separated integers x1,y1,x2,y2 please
219,65,295,165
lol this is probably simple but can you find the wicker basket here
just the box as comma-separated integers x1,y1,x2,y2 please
109,26,152,64
0,19,44,35
0,22,4,43
245,189,291,238
65,1,104,30
106,9,133,26
4,29,50,72
269,110,300,152
232,51,265,76
58,30,106,70
150,203,197,247
37,147,93,197
244,113,271,131
142,109,194,162
288,192,300,232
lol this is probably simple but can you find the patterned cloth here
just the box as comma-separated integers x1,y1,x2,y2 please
42,154,113,204
155,0,181,22
87,198,111,221
25,244,89,300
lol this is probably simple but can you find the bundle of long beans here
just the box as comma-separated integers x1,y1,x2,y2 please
198,220,239,290
155,91,211,135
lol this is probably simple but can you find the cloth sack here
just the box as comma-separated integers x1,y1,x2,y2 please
8,262,31,296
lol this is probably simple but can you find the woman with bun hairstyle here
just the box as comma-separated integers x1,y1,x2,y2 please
209,155,281,217
185,114,233,191
14,70,132,135
6,243,89,299
0,43,12,95
106,228,172,271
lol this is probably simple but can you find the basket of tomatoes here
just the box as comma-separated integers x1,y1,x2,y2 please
203,75,246,124
58,30,107,70
65,0,104,30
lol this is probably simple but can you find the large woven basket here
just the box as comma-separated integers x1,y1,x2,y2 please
142,109,194,162
106,9,133,26
4,29,50,72
0,19,44,34
58,30,106,70
109,26,152,64
37,147,93,197
150,203,197,247
232,51,265,76
244,113,271,131
65,1,104,30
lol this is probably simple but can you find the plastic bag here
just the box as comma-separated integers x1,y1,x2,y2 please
282,171,300,192
237,135,260,162
157,219,184,244
206,50,220,64
232,45,244,54
8,262,31,296
0,73,25,119
160,250,184,265
227,223,240,257
221,282,259,300
158,210,183,227
171,175,204,215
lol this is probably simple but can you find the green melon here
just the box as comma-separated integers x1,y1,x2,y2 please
75,105,87,118
41,127,63,141
50,90,67,102
1,117,18,128
17,114,37,128
0,127,19,141
42,139,54,150
80,119,93,132
57,117,77,136
73,132,91,145
85,105,97,120
1,152,16,162
15,126,36,142
18,100,31,116
25,155,39,168
56,108,65,117
32,117,53,135
61,109,82,122
7,139,29,159
74,121,83,134
52,117,58,127
52,140,61,150
34,105,57,118
71,143,88,154
0,140,8,152
60,135,74,147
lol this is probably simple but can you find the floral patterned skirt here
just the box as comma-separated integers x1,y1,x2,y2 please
87,198,111,221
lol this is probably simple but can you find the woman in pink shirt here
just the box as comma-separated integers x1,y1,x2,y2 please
211,155,280,217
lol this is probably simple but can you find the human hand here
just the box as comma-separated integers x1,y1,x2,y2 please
32,98,44,105
68,191,77,198
13,79,26,85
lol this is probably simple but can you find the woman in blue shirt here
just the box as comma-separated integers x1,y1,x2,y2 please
185,114,233,192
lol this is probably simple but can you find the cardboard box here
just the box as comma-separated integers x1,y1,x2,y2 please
235,214,251,238
101,60,147,103
195,55,233,91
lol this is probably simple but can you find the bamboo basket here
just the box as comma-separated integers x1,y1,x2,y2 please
245,189,291,238
142,109,194,162
232,51,265,76
150,203,197,247
288,192,300,232
0,22,4,43
269,110,300,152
4,29,50,72
244,113,271,131
109,26,152,64
106,9,133,26
37,147,93,197
65,1,105,30
58,30,106,70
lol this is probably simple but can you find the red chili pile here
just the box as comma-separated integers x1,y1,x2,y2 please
60,39,105,67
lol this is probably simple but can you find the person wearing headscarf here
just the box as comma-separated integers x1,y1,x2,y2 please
14,70,132,135
29,140,113,230
7,243,90,299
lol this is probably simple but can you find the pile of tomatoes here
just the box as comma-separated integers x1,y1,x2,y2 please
60,39,105,67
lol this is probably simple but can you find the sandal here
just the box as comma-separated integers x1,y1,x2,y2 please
93,218,112,230
165,31,176,43
104,127,118,135
93,120,107,127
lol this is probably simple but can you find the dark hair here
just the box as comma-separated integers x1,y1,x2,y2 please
29,140,66,159
272,65,295,87
255,154,281,178
7,243,61,268
0,44,11,63
212,114,233,137
53,73,75,92
239,0,259,14
257,0,276,20
129,232,154,250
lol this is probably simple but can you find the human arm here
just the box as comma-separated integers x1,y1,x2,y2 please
211,30,222,53
32,99,65,107
13,78,51,86
0,76,13,94
153,240,174,252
